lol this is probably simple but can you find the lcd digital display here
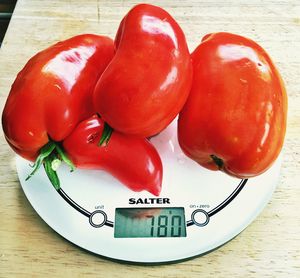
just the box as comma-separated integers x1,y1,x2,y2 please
114,207,186,238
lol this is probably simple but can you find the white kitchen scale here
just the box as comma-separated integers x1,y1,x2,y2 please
16,119,281,264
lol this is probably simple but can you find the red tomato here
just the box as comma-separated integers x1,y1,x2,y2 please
178,32,287,178
93,4,192,137
2,34,114,161
63,116,163,196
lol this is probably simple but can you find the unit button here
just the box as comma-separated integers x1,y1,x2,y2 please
191,209,210,227
89,210,107,228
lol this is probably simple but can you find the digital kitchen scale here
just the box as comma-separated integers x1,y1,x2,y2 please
16,119,281,264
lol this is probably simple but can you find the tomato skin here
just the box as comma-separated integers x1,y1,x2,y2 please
93,4,192,137
63,116,162,196
2,34,114,161
178,32,287,178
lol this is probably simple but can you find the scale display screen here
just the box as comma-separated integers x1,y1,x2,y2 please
114,207,186,238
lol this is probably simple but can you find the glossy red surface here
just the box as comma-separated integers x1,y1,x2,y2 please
2,34,114,160
178,32,287,178
63,115,162,196
93,4,192,137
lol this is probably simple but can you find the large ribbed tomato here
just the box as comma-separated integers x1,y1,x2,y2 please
2,34,114,161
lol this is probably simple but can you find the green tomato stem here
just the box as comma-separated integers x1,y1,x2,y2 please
44,154,60,190
25,140,75,190
25,141,56,181
98,122,113,146
51,158,62,171
55,142,75,172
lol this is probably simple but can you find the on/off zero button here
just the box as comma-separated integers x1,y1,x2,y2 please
191,209,210,227
89,210,107,228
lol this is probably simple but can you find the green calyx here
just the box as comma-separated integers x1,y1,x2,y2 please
43,154,61,190
26,141,75,190
98,122,113,146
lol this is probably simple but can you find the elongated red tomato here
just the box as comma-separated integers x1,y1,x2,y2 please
2,34,114,161
178,32,287,178
93,4,192,137
63,116,163,196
